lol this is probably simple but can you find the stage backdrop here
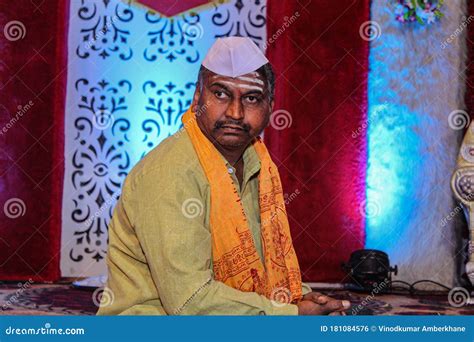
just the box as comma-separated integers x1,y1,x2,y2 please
366,0,467,288
59,0,470,287
61,0,268,276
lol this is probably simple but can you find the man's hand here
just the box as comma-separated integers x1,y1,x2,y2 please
296,292,350,315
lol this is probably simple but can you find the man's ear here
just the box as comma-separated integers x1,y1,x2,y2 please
192,88,201,112
265,99,275,127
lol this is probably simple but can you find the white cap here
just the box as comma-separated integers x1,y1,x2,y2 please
202,37,269,78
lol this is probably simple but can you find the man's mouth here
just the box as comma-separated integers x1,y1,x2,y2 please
221,125,244,131
214,121,250,136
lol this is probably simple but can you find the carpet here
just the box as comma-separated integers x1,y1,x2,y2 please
329,290,474,316
1,283,474,315
0,283,98,315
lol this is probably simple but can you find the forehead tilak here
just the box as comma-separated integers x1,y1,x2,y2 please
217,80,264,91
209,73,265,91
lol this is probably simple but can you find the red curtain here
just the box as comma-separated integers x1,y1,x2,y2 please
0,0,68,281
265,0,369,282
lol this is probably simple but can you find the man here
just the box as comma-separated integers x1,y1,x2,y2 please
97,37,350,315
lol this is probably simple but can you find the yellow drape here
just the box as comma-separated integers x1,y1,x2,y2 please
182,107,303,304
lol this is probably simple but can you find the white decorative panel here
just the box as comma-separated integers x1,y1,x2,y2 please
61,0,267,276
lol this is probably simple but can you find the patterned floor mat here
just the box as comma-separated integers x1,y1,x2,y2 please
1,284,474,315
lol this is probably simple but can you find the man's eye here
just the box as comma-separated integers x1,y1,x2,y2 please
245,96,260,104
214,91,228,99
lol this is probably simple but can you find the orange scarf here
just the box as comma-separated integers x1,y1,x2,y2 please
182,107,303,304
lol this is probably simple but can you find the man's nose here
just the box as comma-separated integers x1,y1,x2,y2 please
225,98,244,121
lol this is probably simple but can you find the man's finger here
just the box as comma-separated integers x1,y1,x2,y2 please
307,293,329,305
304,292,331,305
315,295,329,305
322,299,351,314
303,292,324,301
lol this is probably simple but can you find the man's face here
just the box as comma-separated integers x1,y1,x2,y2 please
193,69,274,150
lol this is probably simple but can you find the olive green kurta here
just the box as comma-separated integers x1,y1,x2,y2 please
97,129,311,315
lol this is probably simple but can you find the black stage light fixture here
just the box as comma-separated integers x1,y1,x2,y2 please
342,249,398,292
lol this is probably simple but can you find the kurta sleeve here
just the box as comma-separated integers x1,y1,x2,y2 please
302,282,312,296
124,162,298,315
